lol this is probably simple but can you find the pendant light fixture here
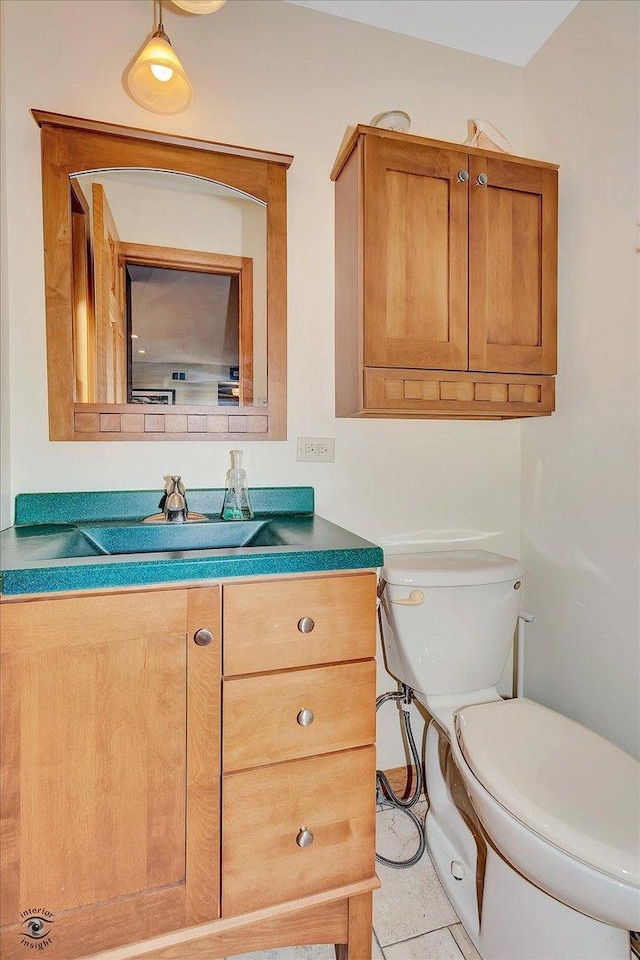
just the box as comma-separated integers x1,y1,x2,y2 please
171,0,227,11
125,0,194,115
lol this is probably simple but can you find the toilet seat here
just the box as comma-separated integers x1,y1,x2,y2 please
455,698,640,889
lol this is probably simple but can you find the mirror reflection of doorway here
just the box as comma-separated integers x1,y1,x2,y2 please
70,170,260,409
126,263,244,407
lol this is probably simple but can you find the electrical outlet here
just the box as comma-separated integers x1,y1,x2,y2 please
296,436,335,462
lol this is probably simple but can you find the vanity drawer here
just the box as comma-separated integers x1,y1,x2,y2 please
222,745,376,916
222,572,376,675
223,659,376,771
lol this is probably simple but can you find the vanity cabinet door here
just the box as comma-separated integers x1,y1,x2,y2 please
0,586,221,960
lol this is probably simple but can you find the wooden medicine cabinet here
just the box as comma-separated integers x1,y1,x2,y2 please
34,111,293,441
331,125,558,420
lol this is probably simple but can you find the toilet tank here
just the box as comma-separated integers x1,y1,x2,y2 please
380,550,524,696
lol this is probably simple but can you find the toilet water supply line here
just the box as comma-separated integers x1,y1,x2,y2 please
375,683,427,869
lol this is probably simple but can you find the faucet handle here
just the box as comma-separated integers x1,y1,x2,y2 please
165,475,185,495
162,475,188,522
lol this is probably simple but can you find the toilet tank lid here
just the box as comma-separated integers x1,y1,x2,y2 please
381,550,523,587
456,698,640,887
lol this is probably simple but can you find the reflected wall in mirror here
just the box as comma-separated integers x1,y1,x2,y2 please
34,111,292,441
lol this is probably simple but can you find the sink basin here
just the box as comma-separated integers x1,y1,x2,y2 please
78,520,286,556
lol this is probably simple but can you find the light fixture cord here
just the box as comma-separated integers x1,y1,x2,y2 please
153,0,170,43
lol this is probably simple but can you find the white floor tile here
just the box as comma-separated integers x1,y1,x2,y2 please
227,934,383,960
449,923,481,960
383,926,465,960
373,933,385,959
374,850,458,947
226,945,335,960
376,802,429,863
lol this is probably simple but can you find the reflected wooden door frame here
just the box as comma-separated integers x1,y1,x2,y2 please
120,243,254,407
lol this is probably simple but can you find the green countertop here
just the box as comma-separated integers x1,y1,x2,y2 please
0,487,383,596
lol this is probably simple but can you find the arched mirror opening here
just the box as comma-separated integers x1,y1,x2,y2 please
69,170,266,410
34,111,292,442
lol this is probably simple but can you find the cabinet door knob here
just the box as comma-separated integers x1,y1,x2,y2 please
297,708,315,727
457,169,470,183
296,827,314,848
193,628,214,646
476,173,489,186
297,616,315,634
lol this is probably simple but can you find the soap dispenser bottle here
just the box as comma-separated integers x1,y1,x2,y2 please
221,449,254,520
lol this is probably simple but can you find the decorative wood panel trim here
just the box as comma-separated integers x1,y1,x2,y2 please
364,368,555,418
74,407,270,440
335,141,365,419
331,123,558,182
185,588,221,925
32,110,294,168
80,879,379,960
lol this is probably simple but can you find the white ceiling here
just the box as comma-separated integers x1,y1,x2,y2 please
285,0,580,66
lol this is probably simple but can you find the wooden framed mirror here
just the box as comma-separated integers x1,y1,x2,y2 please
33,110,293,441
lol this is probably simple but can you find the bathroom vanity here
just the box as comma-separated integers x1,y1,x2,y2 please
0,489,383,960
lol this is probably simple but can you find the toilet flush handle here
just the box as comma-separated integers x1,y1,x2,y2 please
390,589,425,606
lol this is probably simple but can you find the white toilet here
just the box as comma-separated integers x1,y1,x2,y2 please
380,550,640,960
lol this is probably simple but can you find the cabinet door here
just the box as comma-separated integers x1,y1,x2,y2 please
468,155,557,374
0,586,220,960
364,136,469,370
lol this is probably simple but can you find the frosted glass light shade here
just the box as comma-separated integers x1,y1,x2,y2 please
125,32,194,115
172,0,227,12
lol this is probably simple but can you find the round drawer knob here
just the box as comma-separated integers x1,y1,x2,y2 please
297,616,315,634
297,708,315,727
476,172,489,186
457,168,470,183
296,827,314,848
193,628,213,646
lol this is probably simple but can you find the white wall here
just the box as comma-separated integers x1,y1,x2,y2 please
1,0,526,768
0,2,12,530
522,0,640,758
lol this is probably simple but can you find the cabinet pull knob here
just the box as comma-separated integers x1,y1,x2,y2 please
193,628,214,646
297,616,315,634
297,708,315,727
476,173,489,186
296,827,314,848
457,169,470,183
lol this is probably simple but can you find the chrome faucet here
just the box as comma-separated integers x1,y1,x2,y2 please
160,475,189,523
142,476,207,523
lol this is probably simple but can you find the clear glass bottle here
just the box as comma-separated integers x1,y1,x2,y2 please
220,449,254,520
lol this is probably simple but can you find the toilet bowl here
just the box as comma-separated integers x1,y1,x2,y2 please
380,550,640,960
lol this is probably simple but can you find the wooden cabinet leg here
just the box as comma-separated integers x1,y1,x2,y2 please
335,891,373,960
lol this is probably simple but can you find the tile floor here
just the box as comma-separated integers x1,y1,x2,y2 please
228,803,481,960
